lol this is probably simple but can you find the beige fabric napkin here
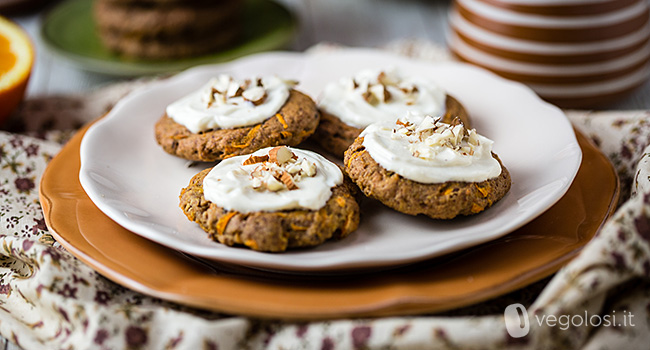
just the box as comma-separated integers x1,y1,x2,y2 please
0,41,648,349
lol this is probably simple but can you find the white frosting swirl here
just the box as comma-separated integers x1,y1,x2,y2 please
166,74,292,133
318,68,446,128
360,113,502,183
202,147,344,213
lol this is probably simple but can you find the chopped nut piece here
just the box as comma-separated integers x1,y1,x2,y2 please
343,78,357,91
268,146,294,165
366,84,391,104
286,162,302,174
393,116,481,160
266,176,285,192
242,154,269,165
241,79,251,90
250,165,265,178
300,159,317,177
383,85,392,102
251,177,263,189
377,71,388,85
212,92,227,107
468,130,480,146
213,75,232,93
399,82,419,94
200,75,295,109
377,71,398,86
278,171,298,190
343,69,427,108
240,148,319,192
226,82,243,98
201,87,215,105
242,87,267,105
363,89,380,105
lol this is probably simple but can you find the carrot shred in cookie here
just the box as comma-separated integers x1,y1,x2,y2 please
290,223,309,231
474,183,490,198
275,113,289,129
244,239,259,250
216,212,237,235
231,124,262,149
344,149,363,167
280,131,292,139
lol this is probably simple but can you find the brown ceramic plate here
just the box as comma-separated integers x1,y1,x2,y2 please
40,125,618,320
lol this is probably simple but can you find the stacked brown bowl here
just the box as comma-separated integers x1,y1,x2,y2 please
448,0,650,108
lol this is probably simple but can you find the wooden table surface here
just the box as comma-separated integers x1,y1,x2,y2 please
3,0,650,348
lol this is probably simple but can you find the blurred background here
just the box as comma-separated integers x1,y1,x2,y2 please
3,0,650,110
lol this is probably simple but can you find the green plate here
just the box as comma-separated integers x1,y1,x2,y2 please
40,0,297,76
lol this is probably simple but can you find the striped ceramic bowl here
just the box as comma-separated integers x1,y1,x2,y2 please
448,0,650,108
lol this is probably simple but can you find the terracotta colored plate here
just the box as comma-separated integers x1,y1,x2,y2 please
40,125,619,320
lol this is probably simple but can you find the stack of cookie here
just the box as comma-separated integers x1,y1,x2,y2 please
93,0,243,60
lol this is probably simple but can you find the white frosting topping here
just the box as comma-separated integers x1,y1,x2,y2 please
202,146,344,213
166,74,293,133
318,68,447,128
360,113,502,183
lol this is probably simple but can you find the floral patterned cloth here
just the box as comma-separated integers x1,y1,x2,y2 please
1,42,649,350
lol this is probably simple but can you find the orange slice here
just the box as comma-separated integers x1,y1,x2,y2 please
0,16,33,124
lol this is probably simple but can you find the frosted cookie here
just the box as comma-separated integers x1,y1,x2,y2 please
344,114,511,219
180,146,360,252
155,74,320,161
315,68,470,157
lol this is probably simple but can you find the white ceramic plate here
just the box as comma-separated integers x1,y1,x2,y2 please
79,48,582,272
